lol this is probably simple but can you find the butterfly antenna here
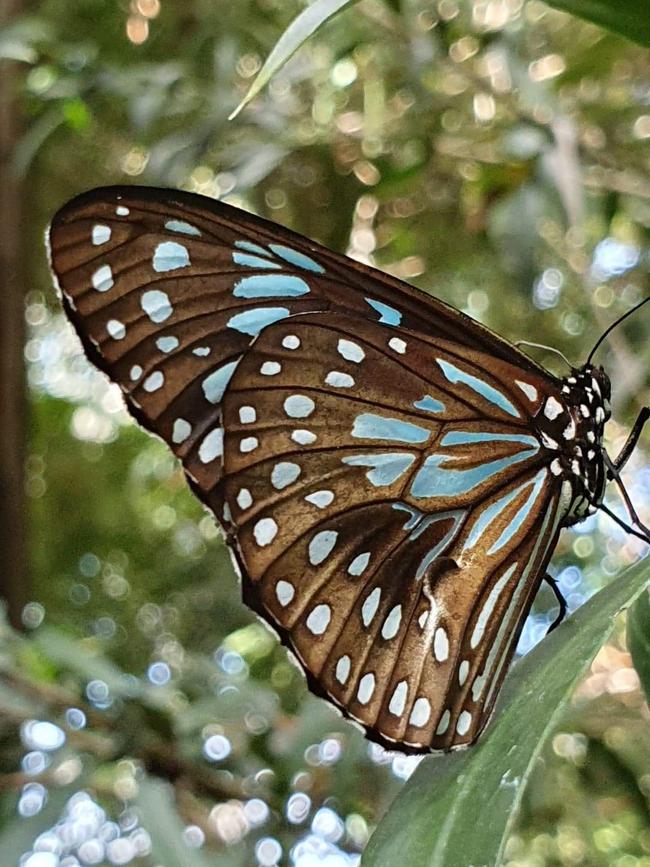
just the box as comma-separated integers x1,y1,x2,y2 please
514,340,572,368
587,296,650,364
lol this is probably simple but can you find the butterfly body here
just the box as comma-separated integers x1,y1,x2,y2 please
46,186,638,753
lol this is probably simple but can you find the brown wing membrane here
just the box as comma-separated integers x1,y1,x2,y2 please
213,312,570,750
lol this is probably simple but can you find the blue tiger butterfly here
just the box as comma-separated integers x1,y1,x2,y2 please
47,186,649,753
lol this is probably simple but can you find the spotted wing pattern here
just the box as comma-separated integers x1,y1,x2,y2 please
47,186,574,751
218,312,571,748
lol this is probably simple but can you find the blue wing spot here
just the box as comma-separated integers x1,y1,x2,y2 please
365,298,402,326
414,396,446,414
487,469,547,554
153,241,191,273
165,219,201,236
436,358,520,418
352,413,430,444
440,431,539,449
268,244,325,274
202,360,240,404
410,447,537,499
233,251,282,270
227,307,291,336
233,274,310,298
235,240,273,257
342,453,416,487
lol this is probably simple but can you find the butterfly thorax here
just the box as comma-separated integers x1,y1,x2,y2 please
535,363,611,524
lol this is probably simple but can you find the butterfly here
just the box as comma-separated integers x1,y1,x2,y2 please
47,186,649,753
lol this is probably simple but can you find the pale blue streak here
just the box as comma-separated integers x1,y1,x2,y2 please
436,358,520,418
165,219,201,236
235,240,272,257
488,469,547,555
233,274,310,298
153,241,190,272
410,448,537,499
464,482,530,551
414,396,446,414
415,511,465,579
365,297,402,326
342,453,415,487
352,413,430,444
440,431,538,448
269,243,325,274
233,252,282,270
227,307,290,336
202,360,240,404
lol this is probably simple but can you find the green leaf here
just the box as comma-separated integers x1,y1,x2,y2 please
136,777,244,867
628,585,650,704
542,0,650,47
229,0,358,119
362,558,650,867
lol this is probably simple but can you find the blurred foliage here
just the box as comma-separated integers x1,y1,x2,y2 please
0,0,649,865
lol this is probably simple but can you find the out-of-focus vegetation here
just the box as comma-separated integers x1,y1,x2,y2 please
0,1,648,865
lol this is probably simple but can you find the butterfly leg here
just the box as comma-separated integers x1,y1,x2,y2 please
610,407,649,474
544,574,567,634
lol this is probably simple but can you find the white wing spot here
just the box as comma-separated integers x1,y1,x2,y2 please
261,361,281,376
239,406,256,424
141,290,172,323
152,240,190,272
308,530,338,566
116,205,129,216
156,336,179,353
544,396,563,420
143,371,164,392
129,365,142,381
436,709,450,735
335,655,351,685
347,552,370,577
240,436,259,453
456,710,472,736
91,265,114,293
388,337,406,354
306,604,331,635
254,518,278,546
172,418,192,444
357,673,375,705
271,461,301,490
550,458,562,476
284,395,315,418
325,371,355,388
198,428,223,463
106,319,126,340
563,418,576,440
337,339,365,363
433,627,449,662
282,335,300,350
516,380,538,402
236,488,253,510
418,611,428,629
362,588,381,627
92,224,111,245
193,347,211,357
304,490,334,509
292,429,317,445
458,660,469,686
381,605,402,640
276,580,295,607
409,697,431,728
388,681,408,716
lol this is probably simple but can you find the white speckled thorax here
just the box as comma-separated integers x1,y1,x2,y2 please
535,363,611,523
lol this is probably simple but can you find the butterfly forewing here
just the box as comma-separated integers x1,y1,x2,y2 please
47,186,576,752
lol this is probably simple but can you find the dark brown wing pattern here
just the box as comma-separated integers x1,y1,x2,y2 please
47,186,573,751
